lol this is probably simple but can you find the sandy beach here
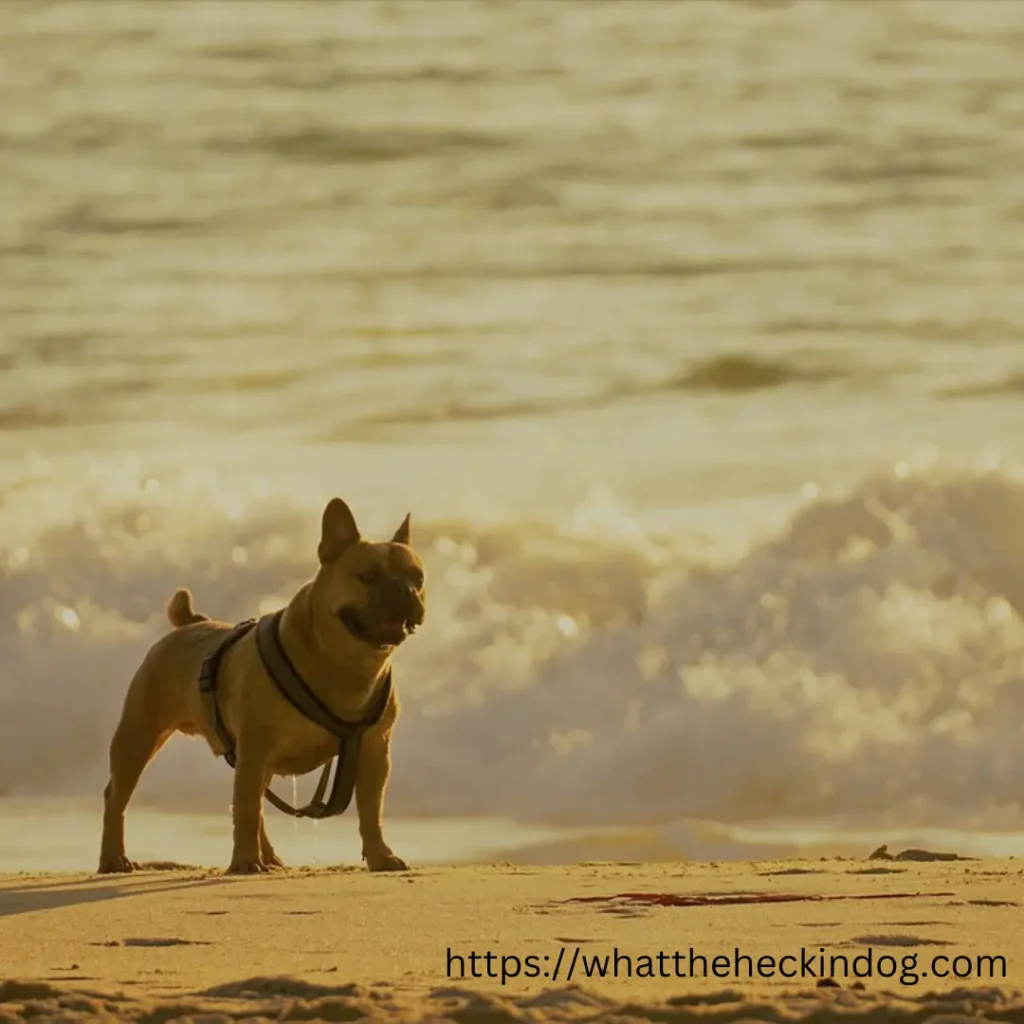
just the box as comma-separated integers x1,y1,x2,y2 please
1,856,1020,1022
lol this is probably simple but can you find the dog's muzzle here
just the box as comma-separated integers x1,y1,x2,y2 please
339,580,424,648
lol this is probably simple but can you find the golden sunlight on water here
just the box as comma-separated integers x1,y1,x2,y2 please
0,800,583,873
2,1,1024,864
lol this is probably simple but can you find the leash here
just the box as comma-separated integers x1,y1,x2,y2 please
198,610,392,819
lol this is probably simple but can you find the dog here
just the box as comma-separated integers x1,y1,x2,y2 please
98,498,425,875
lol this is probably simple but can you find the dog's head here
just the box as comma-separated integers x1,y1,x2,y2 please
312,498,426,651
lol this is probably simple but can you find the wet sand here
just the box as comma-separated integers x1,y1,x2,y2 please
0,857,1020,1021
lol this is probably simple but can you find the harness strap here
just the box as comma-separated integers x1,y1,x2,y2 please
255,610,392,738
198,618,257,769
255,609,392,819
198,609,393,820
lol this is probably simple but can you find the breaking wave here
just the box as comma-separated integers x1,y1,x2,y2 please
2,453,1024,833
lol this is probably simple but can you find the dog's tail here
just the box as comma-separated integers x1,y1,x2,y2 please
166,588,210,628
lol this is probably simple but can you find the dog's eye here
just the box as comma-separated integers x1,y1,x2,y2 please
358,570,382,585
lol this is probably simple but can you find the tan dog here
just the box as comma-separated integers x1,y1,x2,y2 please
98,498,425,875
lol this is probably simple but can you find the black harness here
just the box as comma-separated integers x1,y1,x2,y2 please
198,608,393,819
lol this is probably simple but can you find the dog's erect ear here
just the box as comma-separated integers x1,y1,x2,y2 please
391,513,411,546
318,498,361,564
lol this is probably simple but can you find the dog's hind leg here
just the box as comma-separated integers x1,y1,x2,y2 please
97,702,173,874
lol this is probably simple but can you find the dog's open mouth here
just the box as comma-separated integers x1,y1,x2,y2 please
338,609,416,649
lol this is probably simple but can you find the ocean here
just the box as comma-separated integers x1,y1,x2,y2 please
3,0,1024,869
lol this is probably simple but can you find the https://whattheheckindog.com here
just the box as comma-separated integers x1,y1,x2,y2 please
446,945,1009,986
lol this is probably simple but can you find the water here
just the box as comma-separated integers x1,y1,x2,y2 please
0,798,579,873
3,1,1024,867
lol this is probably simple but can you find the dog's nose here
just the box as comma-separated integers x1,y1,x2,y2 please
381,578,421,617
382,577,409,600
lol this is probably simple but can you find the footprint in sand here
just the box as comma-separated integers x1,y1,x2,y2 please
846,867,906,875
758,868,826,877
849,934,952,947
121,937,212,948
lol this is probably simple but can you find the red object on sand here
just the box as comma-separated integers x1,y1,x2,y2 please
563,891,954,907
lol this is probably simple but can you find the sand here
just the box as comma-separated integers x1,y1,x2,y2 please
0,855,1021,1022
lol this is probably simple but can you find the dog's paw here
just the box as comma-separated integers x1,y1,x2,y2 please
364,849,409,872
226,858,270,875
97,854,138,874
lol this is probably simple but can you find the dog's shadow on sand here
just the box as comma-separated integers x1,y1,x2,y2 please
0,868,232,918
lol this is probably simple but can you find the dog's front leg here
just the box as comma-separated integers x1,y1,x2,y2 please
356,728,408,871
228,740,272,874
259,818,285,868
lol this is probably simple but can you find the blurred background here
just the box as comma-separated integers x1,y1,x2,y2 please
3,0,1024,868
